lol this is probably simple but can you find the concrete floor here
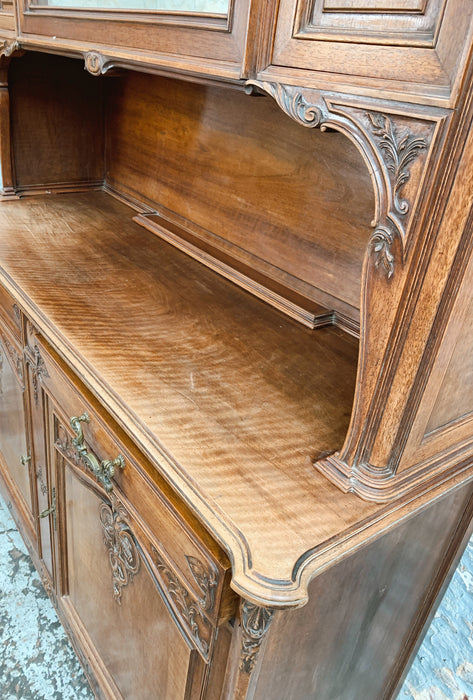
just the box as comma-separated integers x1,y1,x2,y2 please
0,493,472,700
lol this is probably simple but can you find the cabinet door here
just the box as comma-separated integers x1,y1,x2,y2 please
0,324,34,529
262,0,472,105
50,408,210,700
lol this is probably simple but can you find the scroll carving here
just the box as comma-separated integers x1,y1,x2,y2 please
245,80,432,279
36,465,48,497
239,601,274,674
246,81,322,128
100,498,140,604
152,546,212,657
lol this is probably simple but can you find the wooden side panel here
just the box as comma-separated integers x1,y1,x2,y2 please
251,480,473,700
9,52,104,191
105,72,374,321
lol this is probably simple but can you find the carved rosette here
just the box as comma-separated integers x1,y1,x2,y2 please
100,499,140,604
245,80,430,280
239,601,274,674
152,546,212,657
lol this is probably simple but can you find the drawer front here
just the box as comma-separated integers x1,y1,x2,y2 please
29,328,235,651
0,285,23,341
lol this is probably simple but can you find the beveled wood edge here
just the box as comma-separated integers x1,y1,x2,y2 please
4,271,473,609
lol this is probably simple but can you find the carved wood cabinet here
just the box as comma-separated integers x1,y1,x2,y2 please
1,2,473,699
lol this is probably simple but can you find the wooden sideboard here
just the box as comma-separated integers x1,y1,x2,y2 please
1,2,473,699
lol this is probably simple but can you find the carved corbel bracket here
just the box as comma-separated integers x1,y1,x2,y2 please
84,51,115,77
0,40,21,61
245,80,433,281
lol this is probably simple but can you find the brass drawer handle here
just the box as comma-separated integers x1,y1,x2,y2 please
70,412,125,493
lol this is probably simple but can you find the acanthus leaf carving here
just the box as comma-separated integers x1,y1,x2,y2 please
100,498,140,605
366,111,426,217
239,600,274,674
152,546,212,658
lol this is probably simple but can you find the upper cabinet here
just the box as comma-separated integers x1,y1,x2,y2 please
17,0,256,81
257,0,473,106
13,0,473,105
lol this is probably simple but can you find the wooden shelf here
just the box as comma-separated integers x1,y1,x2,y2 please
0,188,469,607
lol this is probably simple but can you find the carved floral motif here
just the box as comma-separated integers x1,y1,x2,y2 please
152,546,212,657
100,499,140,604
240,601,274,674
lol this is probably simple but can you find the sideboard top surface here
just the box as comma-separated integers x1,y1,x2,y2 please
0,189,469,606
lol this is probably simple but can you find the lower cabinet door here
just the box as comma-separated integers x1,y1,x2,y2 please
0,326,33,524
52,410,210,700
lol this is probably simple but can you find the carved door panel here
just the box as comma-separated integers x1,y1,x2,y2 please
0,324,34,525
262,0,472,104
50,409,210,700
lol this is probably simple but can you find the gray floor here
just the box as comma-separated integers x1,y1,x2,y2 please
0,493,472,700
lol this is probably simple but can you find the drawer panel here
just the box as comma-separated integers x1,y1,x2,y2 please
30,328,235,637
